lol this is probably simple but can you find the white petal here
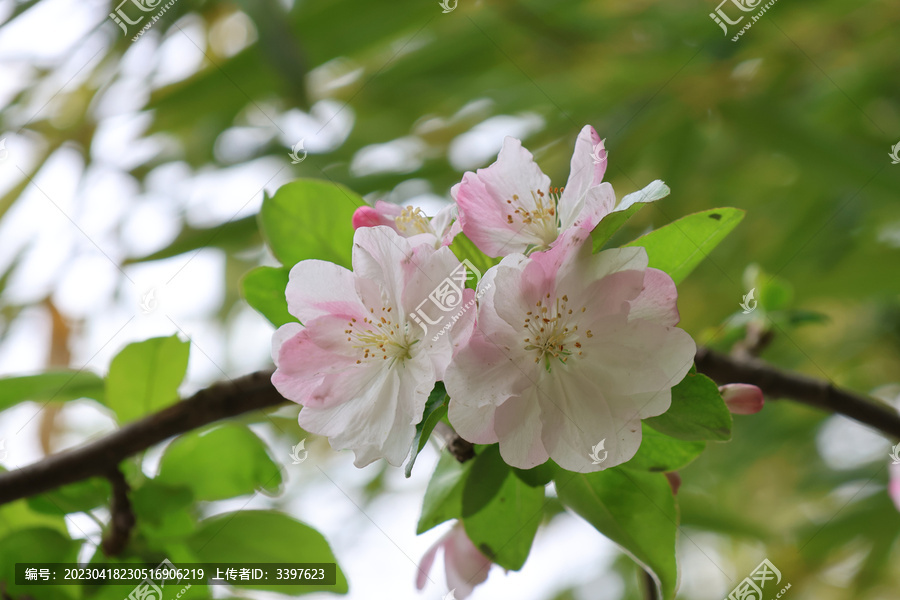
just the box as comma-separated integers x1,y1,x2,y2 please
558,126,608,231
494,394,550,469
299,355,432,467
628,268,680,327
615,180,670,213
285,260,363,324
538,371,641,472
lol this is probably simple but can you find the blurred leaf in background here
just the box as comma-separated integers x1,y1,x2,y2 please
0,0,898,598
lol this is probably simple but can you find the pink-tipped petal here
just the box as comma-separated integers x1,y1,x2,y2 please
720,384,765,415
571,182,617,232
415,536,443,590
446,222,696,473
455,137,553,257
558,125,609,230
285,260,363,324
442,218,463,247
274,226,456,467
628,268,681,327
444,526,492,599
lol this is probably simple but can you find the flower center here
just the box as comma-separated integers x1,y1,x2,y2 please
505,187,564,250
395,206,433,235
521,292,590,372
345,307,416,366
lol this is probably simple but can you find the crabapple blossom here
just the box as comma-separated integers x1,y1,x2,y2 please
416,523,492,599
445,229,696,472
271,226,472,467
452,124,669,258
352,200,460,248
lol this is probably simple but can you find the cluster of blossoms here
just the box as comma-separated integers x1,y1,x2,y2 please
271,124,697,473
271,125,771,596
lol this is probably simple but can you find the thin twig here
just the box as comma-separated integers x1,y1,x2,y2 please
695,347,900,439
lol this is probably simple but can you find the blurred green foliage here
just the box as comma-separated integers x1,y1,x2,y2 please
1,0,899,598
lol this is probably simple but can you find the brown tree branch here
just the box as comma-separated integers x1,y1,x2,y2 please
101,466,134,557
0,370,283,505
695,347,900,439
434,421,476,462
1,349,898,508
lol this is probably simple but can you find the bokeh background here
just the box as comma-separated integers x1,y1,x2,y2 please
1,0,899,598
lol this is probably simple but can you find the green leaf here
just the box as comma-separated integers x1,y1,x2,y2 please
591,202,647,252
759,279,793,312
0,528,81,600
555,468,678,600
624,207,745,284
105,335,190,425
417,451,471,534
27,478,111,516
625,424,706,471
0,370,105,412
512,461,555,487
462,445,544,571
784,308,829,326
131,480,196,540
644,371,733,441
157,424,282,501
241,266,294,327
259,179,361,269
0,471,70,538
448,233,501,288
405,382,449,477
187,510,348,595
742,263,794,312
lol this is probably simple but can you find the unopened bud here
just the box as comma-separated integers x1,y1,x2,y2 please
720,384,764,415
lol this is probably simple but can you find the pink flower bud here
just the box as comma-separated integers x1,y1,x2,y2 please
719,384,764,415
351,205,393,230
